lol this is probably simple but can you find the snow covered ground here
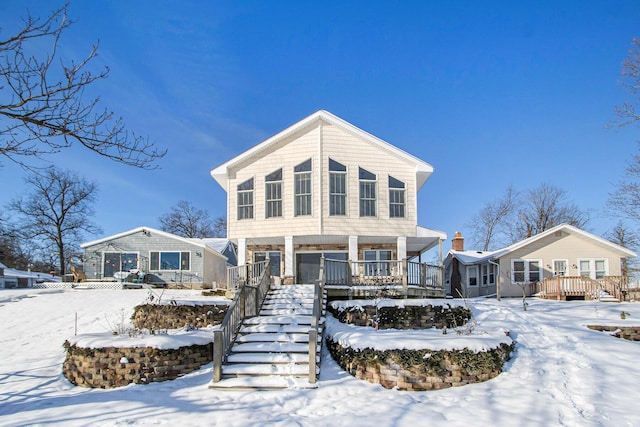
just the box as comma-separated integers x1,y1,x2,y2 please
1,288,639,426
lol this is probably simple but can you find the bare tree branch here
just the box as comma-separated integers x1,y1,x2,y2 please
158,201,225,238
0,2,166,169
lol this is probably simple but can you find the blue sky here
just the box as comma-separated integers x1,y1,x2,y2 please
1,0,639,251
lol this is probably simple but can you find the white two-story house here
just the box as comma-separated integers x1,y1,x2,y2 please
210,110,446,285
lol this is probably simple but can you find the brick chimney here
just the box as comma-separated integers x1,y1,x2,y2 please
452,231,464,251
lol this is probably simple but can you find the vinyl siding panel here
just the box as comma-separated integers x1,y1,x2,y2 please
498,231,625,297
227,121,420,240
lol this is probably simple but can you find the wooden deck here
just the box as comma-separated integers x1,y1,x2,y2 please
535,276,628,301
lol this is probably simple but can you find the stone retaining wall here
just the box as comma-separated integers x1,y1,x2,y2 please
63,342,213,388
132,303,227,330
329,303,471,330
587,325,640,341
326,338,514,391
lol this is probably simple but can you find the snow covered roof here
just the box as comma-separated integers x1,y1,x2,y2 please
446,223,637,265
210,110,435,191
80,226,230,261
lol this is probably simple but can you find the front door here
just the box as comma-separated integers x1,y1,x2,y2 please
296,253,321,284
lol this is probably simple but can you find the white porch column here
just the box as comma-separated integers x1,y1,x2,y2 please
348,236,358,261
237,238,247,266
284,236,294,278
397,236,407,261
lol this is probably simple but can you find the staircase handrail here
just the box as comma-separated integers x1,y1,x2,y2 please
213,260,270,382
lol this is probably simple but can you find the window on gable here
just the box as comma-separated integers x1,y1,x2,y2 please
359,167,377,217
294,159,312,216
389,175,405,218
329,158,347,216
237,178,254,220
265,168,282,218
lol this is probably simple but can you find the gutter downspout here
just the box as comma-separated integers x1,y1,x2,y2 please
489,258,501,301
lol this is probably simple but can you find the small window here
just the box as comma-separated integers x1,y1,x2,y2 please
512,259,541,283
294,159,312,216
467,265,478,286
237,178,254,220
359,167,376,217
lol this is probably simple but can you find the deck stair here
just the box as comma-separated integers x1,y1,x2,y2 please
209,284,326,390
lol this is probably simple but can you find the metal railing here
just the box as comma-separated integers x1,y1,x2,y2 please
213,260,270,382
226,261,269,290
323,258,443,290
308,258,326,384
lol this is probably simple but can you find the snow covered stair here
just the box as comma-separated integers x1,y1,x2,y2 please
209,284,325,390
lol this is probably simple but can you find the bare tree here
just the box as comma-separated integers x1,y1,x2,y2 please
159,201,219,238
212,216,227,238
8,168,100,276
0,3,166,169
467,186,517,251
605,221,640,277
512,183,590,240
612,38,640,128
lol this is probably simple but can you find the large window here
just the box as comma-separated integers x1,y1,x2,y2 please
579,259,608,279
150,251,190,271
363,249,392,276
103,252,138,278
512,259,541,283
359,167,377,217
265,169,282,218
294,159,312,216
389,176,406,218
329,159,347,216
237,178,254,220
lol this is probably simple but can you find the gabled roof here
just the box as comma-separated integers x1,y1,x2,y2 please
80,226,230,261
446,223,637,265
210,110,434,191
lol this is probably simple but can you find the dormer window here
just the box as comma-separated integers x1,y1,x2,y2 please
389,175,405,218
359,167,376,217
265,168,282,218
329,159,347,216
294,159,312,216
237,178,254,220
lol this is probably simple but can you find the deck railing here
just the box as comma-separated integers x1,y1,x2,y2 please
322,258,443,290
226,260,269,290
213,260,270,382
536,275,629,301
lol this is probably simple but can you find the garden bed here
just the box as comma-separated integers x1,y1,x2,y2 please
326,299,514,391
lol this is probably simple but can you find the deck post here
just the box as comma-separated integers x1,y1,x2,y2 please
213,330,222,382
556,276,561,301
240,287,246,318
308,329,317,384
347,259,352,286
402,258,408,290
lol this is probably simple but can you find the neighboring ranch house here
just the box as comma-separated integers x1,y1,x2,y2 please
80,227,235,289
210,110,447,285
0,262,60,289
443,224,637,298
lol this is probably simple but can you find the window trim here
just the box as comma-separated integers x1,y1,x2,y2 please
265,168,283,218
388,175,406,218
578,258,609,279
467,265,479,287
294,159,312,217
511,259,542,284
237,177,254,220
329,158,347,216
359,167,377,217
149,251,191,271
553,259,568,277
